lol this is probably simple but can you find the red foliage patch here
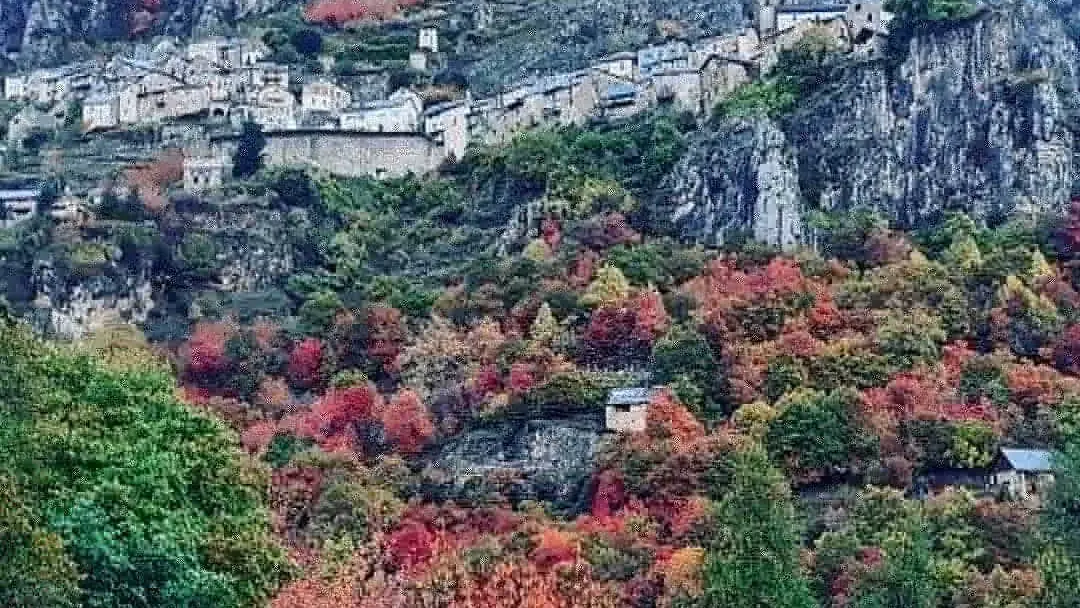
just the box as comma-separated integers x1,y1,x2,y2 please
287,338,324,389
285,384,380,451
303,0,421,24
182,321,233,379
123,149,183,212
380,389,435,454
386,520,436,570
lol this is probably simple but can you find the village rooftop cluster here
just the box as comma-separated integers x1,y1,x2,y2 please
0,0,890,222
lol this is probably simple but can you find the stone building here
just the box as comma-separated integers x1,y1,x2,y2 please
638,41,692,77
340,88,422,133
7,104,60,145
4,74,26,100
0,188,40,228
991,448,1055,501
183,151,233,193
605,387,660,433
424,99,470,161
418,27,439,53
253,86,298,131
302,78,352,114
596,80,644,121
775,3,849,32
593,52,638,82
648,68,703,115
82,92,120,131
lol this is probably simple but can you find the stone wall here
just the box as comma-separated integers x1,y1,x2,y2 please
257,131,443,178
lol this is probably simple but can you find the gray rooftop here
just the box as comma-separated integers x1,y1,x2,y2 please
777,4,848,12
604,83,637,99
607,387,658,407
0,189,40,200
1000,448,1054,472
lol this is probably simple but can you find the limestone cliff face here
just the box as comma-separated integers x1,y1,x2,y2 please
0,0,290,62
659,1,1080,248
12,202,303,339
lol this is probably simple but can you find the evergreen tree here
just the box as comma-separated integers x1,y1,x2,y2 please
233,121,267,178
700,448,818,608
1040,443,1080,608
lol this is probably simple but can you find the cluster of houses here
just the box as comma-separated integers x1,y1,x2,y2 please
0,0,892,218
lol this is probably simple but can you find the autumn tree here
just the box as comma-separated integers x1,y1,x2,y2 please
581,265,631,308
380,389,436,455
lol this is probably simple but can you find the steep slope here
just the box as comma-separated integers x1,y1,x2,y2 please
658,0,1080,248
450,0,752,94
0,0,290,63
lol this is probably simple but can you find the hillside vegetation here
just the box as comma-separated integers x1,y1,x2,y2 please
3,102,1080,606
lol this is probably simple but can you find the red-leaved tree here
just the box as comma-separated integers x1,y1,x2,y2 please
288,338,325,389
380,389,435,455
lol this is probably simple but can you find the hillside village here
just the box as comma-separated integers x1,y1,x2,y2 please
0,0,891,227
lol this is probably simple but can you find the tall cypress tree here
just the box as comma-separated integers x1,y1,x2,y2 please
232,121,267,178
700,448,818,608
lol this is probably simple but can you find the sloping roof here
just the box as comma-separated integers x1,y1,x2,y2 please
607,387,657,407
777,4,848,13
1000,448,1054,472
604,83,637,100
0,189,40,200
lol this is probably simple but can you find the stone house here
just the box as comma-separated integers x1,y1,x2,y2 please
593,51,638,82
240,39,270,68
253,62,290,91
187,37,243,69
638,41,692,78
991,448,1055,501
409,50,430,72
775,3,849,32
418,27,439,53
4,74,26,100
691,30,761,69
7,104,60,145
82,92,120,131
139,84,211,123
596,80,644,121
48,192,90,225
27,69,66,104
183,151,233,193
424,99,470,161
648,68,703,115
302,78,352,114
605,387,660,433
340,88,423,133
253,85,298,131
0,188,40,228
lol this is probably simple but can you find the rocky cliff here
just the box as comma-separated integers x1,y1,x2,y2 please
659,1,1080,248
421,415,610,513
0,0,290,63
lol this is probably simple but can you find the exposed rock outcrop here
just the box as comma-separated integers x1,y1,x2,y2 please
422,415,609,513
0,0,295,63
659,2,1080,247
